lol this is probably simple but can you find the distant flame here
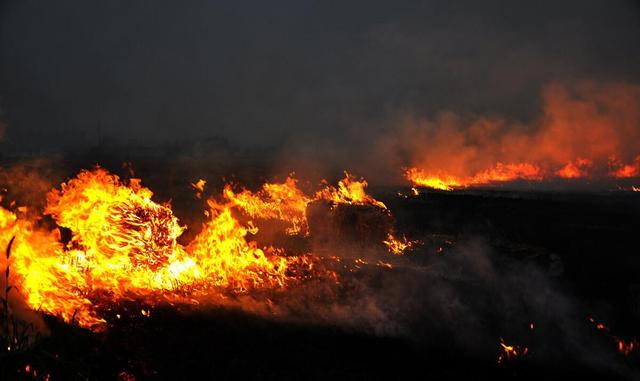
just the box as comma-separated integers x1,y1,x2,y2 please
401,82,640,190
406,162,542,190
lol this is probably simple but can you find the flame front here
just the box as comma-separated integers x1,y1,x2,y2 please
0,168,306,329
406,163,543,190
0,167,411,329
401,82,640,190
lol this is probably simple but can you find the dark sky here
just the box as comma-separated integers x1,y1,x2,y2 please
1,0,639,153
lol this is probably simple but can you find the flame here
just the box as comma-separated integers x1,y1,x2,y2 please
609,156,640,178
223,176,312,235
383,233,419,256
0,167,409,329
224,172,395,236
618,339,638,356
555,158,592,179
404,168,462,191
1,168,307,329
497,338,528,364
316,172,387,210
186,199,290,292
588,317,638,357
406,162,542,190
191,179,206,199
400,82,640,190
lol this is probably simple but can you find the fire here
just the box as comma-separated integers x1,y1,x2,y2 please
404,168,462,191
406,157,640,190
406,162,542,190
609,156,640,178
45,169,184,271
588,317,639,357
497,338,528,364
186,200,290,292
224,176,312,235
224,172,419,255
618,339,638,356
223,172,390,236
0,168,306,329
191,179,206,199
556,158,592,179
400,82,640,190
0,167,410,330
315,172,387,210
383,233,419,256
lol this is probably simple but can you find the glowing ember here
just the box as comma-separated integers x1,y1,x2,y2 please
618,339,638,356
556,158,592,179
191,179,206,199
588,317,639,357
383,233,419,255
497,338,528,364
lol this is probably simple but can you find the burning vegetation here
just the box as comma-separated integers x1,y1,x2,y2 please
0,167,414,331
0,157,637,379
400,82,640,190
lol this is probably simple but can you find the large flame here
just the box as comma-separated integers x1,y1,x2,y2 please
0,167,409,330
0,168,305,329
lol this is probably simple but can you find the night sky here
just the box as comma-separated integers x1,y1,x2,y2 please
1,1,639,155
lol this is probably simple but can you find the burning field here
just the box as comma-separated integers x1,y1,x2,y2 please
0,158,638,380
2,2,640,379
0,167,413,329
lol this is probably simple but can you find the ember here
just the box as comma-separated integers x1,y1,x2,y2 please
497,338,528,364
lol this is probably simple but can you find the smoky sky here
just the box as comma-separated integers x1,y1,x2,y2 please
1,0,639,153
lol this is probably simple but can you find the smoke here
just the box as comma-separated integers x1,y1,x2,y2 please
0,158,64,216
2,1,640,155
233,235,634,376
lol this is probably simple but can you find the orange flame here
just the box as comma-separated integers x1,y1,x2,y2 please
0,167,410,329
401,82,640,190
383,233,419,256
224,176,312,235
556,158,593,179
497,338,528,364
1,168,307,329
191,179,206,199
316,172,387,210
609,156,640,178
406,162,543,190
